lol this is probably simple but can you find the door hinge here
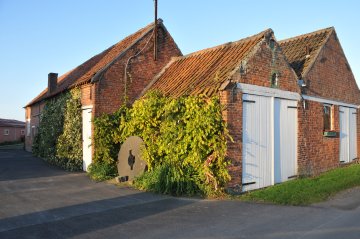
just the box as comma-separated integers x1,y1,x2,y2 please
243,100,255,103
288,175,297,179
242,181,256,186
287,106,297,109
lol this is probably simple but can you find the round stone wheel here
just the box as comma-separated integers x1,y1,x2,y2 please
117,136,147,182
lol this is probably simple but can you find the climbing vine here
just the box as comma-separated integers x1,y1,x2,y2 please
89,91,231,195
33,88,83,171
115,91,231,196
88,107,128,181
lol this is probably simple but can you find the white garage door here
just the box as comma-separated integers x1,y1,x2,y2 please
242,94,298,191
340,106,357,163
274,98,298,184
242,94,272,191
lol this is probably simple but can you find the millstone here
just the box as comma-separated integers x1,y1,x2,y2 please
117,136,147,182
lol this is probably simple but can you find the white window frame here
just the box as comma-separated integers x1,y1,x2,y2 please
4,129,9,135
323,103,333,131
21,130,25,135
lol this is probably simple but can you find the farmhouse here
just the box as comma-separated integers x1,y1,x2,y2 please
143,27,360,192
25,21,360,192
24,19,182,171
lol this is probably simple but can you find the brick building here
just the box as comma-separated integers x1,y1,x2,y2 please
0,118,25,144
24,19,182,170
144,27,360,192
25,22,360,191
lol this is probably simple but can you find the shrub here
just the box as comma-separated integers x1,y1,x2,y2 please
89,107,128,181
87,161,118,181
116,91,231,196
93,107,128,165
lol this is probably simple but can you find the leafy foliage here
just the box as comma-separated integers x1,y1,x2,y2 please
116,91,231,196
89,107,128,181
56,89,83,170
93,107,128,165
33,93,68,161
33,89,83,171
87,161,118,181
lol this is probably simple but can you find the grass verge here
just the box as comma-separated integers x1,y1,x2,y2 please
237,164,360,206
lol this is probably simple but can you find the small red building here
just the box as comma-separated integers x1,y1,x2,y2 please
0,118,25,144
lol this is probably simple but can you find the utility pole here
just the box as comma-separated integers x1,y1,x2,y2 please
154,0,158,61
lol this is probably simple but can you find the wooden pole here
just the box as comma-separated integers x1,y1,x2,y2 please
154,0,158,61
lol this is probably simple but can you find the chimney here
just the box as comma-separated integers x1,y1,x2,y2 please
48,72,58,95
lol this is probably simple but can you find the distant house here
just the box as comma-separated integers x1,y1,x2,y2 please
143,27,360,192
0,118,25,144
24,19,182,170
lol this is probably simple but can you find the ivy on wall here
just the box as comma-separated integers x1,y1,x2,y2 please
90,91,231,196
89,107,128,181
33,88,83,171
115,91,231,196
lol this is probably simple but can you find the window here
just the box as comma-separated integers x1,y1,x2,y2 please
4,129,9,135
26,121,31,137
21,130,25,135
271,73,278,87
31,126,36,138
269,39,276,50
323,104,332,131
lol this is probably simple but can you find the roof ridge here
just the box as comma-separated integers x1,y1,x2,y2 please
300,27,334,78
175,28,273,61
25,19,161,107
279,27,334,44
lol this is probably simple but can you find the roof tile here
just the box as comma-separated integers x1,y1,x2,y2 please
146,29,271,97
279,27,333,78
26,21,157,107
0,119,25,127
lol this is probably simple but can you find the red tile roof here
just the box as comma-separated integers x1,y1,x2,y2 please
279,27,334,78
0,119,25,127
26,20,159,107
143,29,273,97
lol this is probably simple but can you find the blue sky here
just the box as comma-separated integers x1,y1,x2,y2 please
1,0,359,121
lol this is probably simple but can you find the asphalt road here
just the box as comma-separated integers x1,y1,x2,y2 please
0,149,360,239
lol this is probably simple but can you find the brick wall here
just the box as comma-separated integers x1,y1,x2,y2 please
298,101,340,175
305,32,360,105
94,25,182,116
25,102,45,152
80,84,93,106
0,126,25,144
233,40,299,93
220,86,243,191
299,31,360,174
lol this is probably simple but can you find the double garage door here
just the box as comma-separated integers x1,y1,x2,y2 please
242,94,298,191
339,106,357,163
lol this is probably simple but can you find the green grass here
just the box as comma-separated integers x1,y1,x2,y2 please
238,164,360,206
